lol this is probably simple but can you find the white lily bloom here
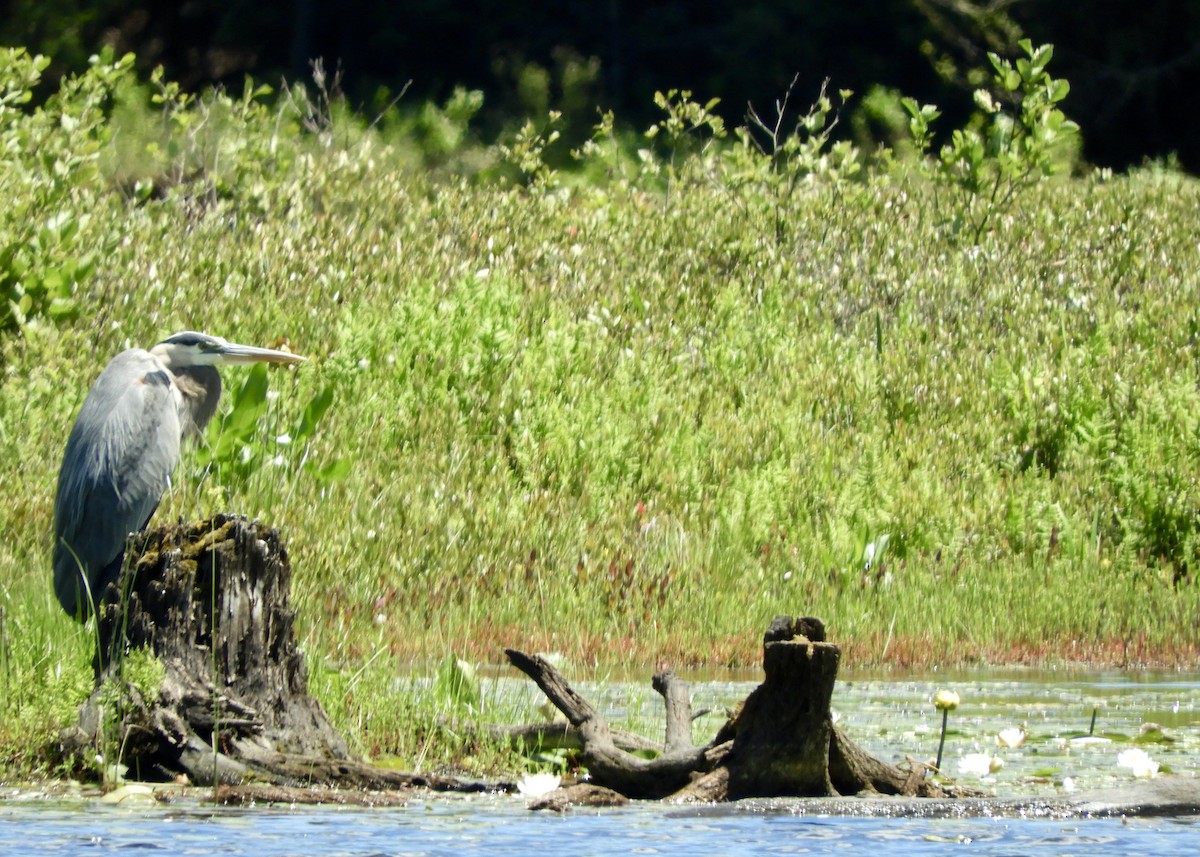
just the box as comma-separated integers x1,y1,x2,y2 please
958,753,1003,778
1117,748,1159,778
997,727,1026,749
517,772,562,798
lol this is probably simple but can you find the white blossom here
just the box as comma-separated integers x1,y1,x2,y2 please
517,772,562,798
1117,748,1158,778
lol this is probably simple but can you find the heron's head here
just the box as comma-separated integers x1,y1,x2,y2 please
151,331,307,370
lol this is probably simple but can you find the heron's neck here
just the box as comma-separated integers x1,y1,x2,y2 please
172,366,222,438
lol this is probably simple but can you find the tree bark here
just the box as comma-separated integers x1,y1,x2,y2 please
652,670,694,755
65,514,493,793
507,615,964,802
721,640,840,798
504,648,713,799
93,515,347,776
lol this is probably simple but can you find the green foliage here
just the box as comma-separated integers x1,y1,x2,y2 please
647,89,727,150
393,87,485,168
854,85,918,159
90,647,167,783
0,48,130,333
726,77,861,244
743,77,857,180
4,46,1200,779
0,594,92,779
493,112,564,187
493,49,602,145
199,362,273,481
902,40,1080,242
435,653,482,712
908,0,1200,171
0,48,48,112
645,89,727,197
1109,381,1200,584
196,363,345,495
570,109,638,184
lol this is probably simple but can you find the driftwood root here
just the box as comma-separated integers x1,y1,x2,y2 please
506,615,975,802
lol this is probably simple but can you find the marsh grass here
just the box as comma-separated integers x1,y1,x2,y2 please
0,47,1198,778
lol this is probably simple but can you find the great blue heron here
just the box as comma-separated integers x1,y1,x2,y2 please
52,331,306,619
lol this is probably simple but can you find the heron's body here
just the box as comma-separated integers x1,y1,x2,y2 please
52,332,304,619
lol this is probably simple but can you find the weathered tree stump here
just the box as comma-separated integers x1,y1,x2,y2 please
104,514,346,758
719,634,841,797
508,615,965,802
64,514,491,794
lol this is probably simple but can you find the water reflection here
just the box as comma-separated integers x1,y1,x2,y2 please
1,799,1198,857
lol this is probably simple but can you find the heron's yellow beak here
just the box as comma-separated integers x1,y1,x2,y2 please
215,342,307,366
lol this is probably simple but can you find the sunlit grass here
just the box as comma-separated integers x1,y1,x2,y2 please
1,51,1199,778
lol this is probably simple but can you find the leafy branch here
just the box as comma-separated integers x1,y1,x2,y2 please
903,40,1079,243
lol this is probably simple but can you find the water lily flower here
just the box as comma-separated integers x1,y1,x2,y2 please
958,753,1003,778
997,727,1026,749
1117,748,1159,779
934,690,960,711
517,772,562,798
933,689,960,771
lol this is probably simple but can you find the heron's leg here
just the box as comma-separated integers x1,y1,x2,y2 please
94,551,126,612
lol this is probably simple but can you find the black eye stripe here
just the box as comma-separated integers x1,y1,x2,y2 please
161,332,216,349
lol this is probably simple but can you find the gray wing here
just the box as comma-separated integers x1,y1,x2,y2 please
52,349,182,617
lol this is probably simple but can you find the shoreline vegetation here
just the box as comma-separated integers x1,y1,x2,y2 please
0,43,1198,780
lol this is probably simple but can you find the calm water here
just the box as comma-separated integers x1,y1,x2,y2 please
3,669,1198,855
2,797,1198,857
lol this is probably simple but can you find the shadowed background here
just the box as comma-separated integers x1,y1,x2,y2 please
1,0,1198,171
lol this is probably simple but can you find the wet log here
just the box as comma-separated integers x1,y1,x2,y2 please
504,649,714,799
507,615,964,802
213,784,413,807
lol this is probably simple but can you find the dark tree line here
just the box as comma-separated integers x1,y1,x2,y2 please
2,0,1197,170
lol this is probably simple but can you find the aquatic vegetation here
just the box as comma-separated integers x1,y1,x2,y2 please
934,689,960,771
958,752,1003,778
